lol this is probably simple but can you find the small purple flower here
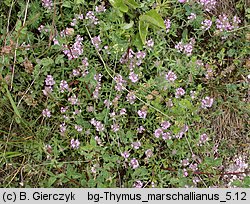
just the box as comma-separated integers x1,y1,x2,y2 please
164,19,171,33
38,25,45,33
70,139,80,149
126,91,136,104
111,123,120,132
114,74,127,92
201,96,214,108
137,126,145,133
96,121,105,132
82,57,89,67
175,41,184,52
60,123,67,133
129,72,139,83
121,151,130,159
193,176,200,184
72,69,80,76
85,11,99,25
87,106,94,112
95,4,106,12
94,136,102,145
181,159,190,167
133,180,143,188
188,13,196,21
183,168,188,177
138,109,147,119
146,39,154,47
42,109,51,117
45,75,55,86
198,133,209,146
190,91,196,99
120,108,127,115
154,128,163,138
201,19,212,31
60,80,69,93
68,95,78,105
183,43,193,56
161,121,171,129
179,0,187,3
145,149,153,158
131,141,141,150
130,158,139,169
135,51,146,59
165,70,177,82
91,36,102,50
198,0,217,12
42,86,53,96
162,132,171,140
189,163,198,172
75,125,83,132
42,0,53,10
175,87,185,98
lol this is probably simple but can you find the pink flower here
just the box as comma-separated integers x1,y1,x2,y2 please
161,121,171,129
42,109,51,117
70,139,80,149
133,180,143,188
145,149,153,158
162,132,171,140
154,128,163,138
131,141,141,149
130,158,139,169
138,109,147,119
121,151,130,159
165,71,177,82
175,87,185,98
201,96,214,108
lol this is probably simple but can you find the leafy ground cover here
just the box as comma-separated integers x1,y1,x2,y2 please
0,0,249,187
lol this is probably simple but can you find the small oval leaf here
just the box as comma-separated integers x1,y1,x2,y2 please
140,9,165,29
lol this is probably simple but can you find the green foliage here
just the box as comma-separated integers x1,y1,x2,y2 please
0,0,249,188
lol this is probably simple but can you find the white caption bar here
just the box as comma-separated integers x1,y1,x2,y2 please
0,189,249,204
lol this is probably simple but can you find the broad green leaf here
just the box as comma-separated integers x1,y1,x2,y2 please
132,32,143,50
121,21,134,29
109,0,128,12
140,10,165,29
124,0,139,9
62,1,71,8
75,0,84,4
139,20,149,45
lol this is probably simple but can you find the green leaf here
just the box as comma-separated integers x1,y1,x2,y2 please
41,58,54,67
132,33,143,50
75,0,84,4
121,21,134,30
139,20,149,45
124,0,139,9
62,1,71,8
140,10,165,29
109,0,128,12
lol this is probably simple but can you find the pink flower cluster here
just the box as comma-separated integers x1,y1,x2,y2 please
93,73,102,99
164,19,171,33
201,96,214,108
175,38,195,56
43,75,55,96
198,0,217,12
216,14,241,32
41,0,53,10
63,35,83,60
201,19,212,31
90,118,105,132
154,121,172,140
114,74,127,91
